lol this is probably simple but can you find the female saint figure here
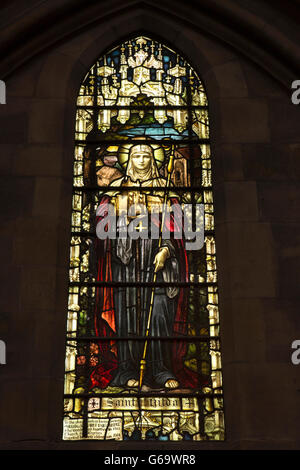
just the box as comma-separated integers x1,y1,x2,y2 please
92,144,195,390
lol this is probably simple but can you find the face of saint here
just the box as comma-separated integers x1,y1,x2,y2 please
131,151,151,171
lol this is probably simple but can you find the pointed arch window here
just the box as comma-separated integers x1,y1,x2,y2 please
63,36,224,441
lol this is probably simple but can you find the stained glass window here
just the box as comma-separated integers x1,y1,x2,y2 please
63,36,224,441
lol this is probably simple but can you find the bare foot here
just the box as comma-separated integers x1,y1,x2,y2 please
165,379,179,389
127,379,139,387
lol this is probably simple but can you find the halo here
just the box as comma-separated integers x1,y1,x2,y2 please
118,142,165,169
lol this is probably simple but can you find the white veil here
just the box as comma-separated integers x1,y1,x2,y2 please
126,144,165,186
